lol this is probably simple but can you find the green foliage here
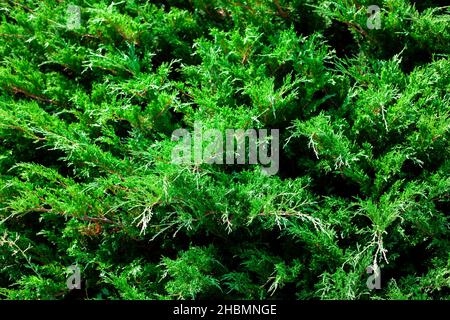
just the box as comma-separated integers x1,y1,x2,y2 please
0,0,448,300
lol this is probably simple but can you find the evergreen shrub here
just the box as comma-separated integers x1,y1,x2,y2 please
0,0,448,300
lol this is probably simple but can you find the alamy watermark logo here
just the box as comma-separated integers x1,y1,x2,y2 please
66,265,81,290
171,122,279,175
66,4,81,30
367,5,381,30
366,264,381,290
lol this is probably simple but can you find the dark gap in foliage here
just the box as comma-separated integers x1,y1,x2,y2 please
312,172,362,199
401,158,424,179
433,198,449,216
149,0,173,12
108,119,132,140
383,237,432,282
409,0,450,12
39,63,78,81
277,130,309,180
57,109,79,125
324,21,358,58
3,138,73,178
400,47,434,74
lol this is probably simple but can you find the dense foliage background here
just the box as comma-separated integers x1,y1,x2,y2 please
0,0,448,300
